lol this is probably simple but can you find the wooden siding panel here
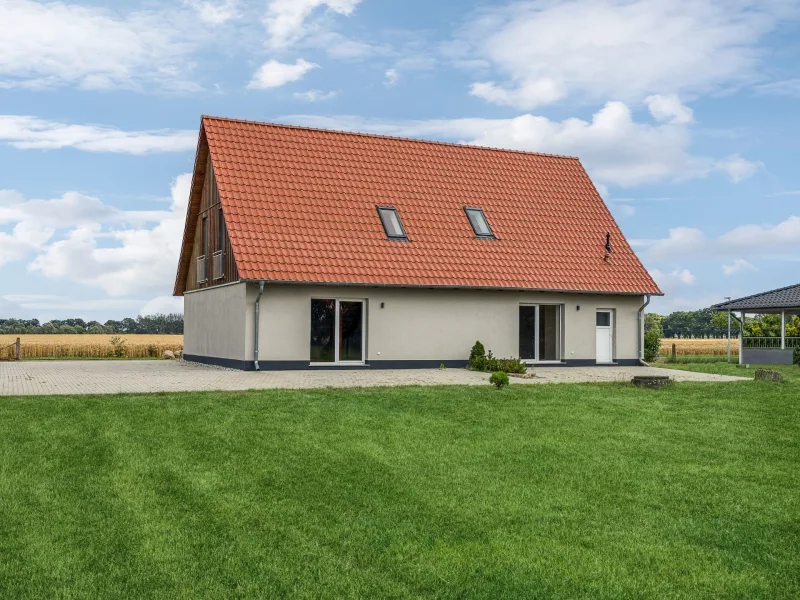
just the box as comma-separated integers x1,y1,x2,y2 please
184,155,240,292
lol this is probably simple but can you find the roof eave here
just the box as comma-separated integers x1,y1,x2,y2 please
238,278,664,296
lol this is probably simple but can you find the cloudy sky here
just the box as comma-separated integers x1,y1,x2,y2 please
1,0,799,321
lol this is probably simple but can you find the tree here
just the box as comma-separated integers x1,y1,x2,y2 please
644,313,664,336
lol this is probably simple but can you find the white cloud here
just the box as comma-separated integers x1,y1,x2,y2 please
645,94,694,125
264,0,362,49
642,216,800,261
755,78,800,97
722,259,757,276
294,89,339,102
0,115,197,154
470,79,565,109
140,296,184,316
26,174,192,297
183,0,238,24
0,188,169,268
718,216,800,253
650,268,697,288
248,59,318,89
645,227,707,261
613,203,636,218
384,68,400,87
456,0,793,108
0,0,201,91
715,154,764,183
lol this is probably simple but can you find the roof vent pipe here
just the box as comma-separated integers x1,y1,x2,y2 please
637,294,651,366
605,232,613,254
254,281,265,371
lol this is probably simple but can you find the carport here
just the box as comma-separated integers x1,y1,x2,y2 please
713,284,800,365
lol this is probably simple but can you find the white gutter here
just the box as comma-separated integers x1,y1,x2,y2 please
254,281,265,371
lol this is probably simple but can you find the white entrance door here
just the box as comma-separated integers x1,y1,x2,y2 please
596,311,613,364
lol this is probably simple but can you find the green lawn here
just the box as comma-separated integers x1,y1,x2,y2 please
1,382,798,599
658,361,800,383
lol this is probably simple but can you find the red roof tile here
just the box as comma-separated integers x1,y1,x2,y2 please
175,116,662,296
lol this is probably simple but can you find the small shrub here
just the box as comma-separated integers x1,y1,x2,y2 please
438,363,446,370
146,344,159,358
109,336,127,358
467,341,526,374
794,347,800,366
489,371,509,389
469,341,486,371
644,328,661,363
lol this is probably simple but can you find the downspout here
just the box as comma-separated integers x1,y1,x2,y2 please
254,281,265,371
637,294,652,366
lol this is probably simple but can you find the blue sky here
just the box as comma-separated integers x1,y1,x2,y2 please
1,0,799,322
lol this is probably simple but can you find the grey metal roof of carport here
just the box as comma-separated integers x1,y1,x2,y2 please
712,283,800,313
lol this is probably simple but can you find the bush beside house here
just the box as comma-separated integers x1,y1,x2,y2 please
644,328,661,363
469,341,527,374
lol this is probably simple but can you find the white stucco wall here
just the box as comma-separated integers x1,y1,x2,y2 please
240,283,645,364
184,282,248,360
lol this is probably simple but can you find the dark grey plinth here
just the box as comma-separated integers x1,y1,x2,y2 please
741,348,794,365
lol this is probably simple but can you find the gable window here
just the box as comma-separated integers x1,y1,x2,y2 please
377,206,407,240
464,207,494,238
197,216,209,283
218,208,226,252
213,208,225,280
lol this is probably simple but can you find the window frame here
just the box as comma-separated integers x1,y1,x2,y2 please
376,206,408,241
309,297,367,365
464,207,495,239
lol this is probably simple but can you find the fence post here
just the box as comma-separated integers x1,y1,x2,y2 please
671,343,676,359
15,337,21,361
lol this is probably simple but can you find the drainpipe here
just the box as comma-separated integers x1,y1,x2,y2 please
254,281,265,371
637,294,652,366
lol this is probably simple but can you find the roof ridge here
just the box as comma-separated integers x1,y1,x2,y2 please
200,115,582,161
713,282,800,307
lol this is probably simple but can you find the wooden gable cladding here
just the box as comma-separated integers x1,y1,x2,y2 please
181,150,239,293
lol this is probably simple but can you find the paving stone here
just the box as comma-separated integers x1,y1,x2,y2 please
0,361,746,397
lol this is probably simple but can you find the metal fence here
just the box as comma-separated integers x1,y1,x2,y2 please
742,337,800,349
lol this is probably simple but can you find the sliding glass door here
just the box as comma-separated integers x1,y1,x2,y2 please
310,299,365,364
519,305,562,363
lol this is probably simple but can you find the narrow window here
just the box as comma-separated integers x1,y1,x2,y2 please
377,207,407,240
202,216,209,258
464,207,494,238
218,208,226,252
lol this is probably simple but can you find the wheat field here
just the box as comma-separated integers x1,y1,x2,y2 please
660,338,737,356
0,334,184,359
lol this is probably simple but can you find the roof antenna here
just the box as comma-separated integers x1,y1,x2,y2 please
605,232,613,254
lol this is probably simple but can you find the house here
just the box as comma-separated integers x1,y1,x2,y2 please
174,116,662,370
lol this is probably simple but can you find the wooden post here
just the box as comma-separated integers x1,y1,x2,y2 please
15,337,21,361
671,343,676,359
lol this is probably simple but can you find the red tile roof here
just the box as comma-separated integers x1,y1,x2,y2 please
175,116,661,296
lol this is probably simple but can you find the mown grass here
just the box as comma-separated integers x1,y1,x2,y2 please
1,382,798,599
658,361,800,383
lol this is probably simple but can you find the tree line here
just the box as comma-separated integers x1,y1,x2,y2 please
646,309,800,338
0,314,184,335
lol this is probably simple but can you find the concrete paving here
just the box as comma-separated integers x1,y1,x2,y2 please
0,360,748,396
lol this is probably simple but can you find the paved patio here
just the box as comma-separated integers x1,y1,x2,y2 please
0,360,747,396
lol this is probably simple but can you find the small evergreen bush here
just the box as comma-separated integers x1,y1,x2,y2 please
468,342,526,374
644,328,662,363
794,347,800,366
489,371,509,389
